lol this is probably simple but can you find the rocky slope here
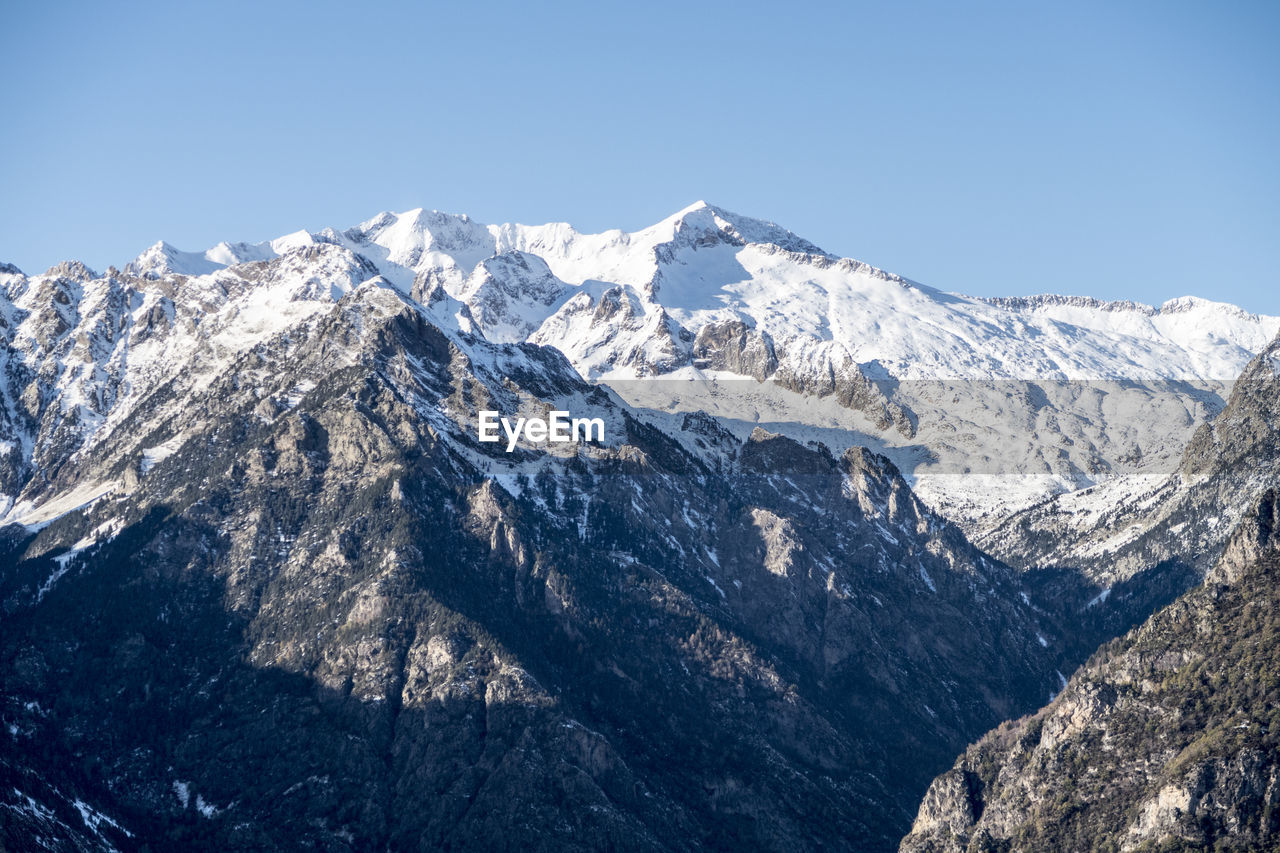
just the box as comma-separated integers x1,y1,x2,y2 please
901,490,1280,852
972,333,1280,666
2,263,1058,850
980,333,1280,580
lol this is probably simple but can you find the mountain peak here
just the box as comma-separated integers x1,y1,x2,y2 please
1158,295,1256,319
125,240,225,279
673,199,714,216
40,259,96,281
650,201,828,257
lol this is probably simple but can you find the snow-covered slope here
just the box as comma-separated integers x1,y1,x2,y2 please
304,201,1275,382
123,230,320,279
3,202,1276,527
106,201,1278,386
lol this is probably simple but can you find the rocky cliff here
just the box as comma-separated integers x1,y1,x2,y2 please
901,490,1280,852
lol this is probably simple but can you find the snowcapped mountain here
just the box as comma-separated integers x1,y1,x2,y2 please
3,202,1276,528
309,201,1274,383
123,230,321,279
101,201,1274,382
3,202,1279,852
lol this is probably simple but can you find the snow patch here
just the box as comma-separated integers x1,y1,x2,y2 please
3,479,118,530
1085,588,1112,609
73,797,133,840
141,434,187,475
918,565,937,593
195,794,220,818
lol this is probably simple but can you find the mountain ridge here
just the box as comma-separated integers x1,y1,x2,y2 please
5,203,1279,532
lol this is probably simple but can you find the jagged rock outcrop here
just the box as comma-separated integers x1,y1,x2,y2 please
901,491,1280,853
771,340,917,437
457,251,568,343
691,319,777,381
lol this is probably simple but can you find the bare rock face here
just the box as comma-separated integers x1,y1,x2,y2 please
691,319,778,381
1209,488,1280,588
900,491,1280,853
43,260,97,281
908,768,985,844
772,341,917,438
686,319,916,437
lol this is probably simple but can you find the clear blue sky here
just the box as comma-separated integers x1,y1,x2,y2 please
3,1,1277,312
